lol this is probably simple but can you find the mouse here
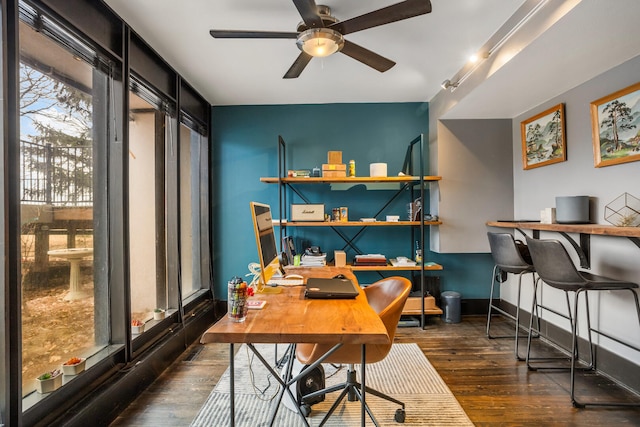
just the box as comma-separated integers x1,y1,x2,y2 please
333,274,347,279
284,274,304,279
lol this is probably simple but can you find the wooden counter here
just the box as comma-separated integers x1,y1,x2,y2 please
487,221,640,268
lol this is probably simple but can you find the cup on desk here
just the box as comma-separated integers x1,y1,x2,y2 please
227,277,248,322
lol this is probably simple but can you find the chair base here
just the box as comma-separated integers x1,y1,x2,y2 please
301,365,405,426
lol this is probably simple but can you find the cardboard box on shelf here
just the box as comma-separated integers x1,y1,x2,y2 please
328,151,342,164
334,250,346,267
322,163,346,171
322,170,347,178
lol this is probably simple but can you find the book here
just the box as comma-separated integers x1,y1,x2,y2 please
247,300,267,310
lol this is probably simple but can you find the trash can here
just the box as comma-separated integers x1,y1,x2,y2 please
441,291,461,323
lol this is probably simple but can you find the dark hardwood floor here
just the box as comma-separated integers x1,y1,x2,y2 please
110,315,640,426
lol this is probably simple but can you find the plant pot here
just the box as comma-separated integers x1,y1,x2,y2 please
62,358,86,376
153,310,165,320
36,372,63,394
131,324,145,334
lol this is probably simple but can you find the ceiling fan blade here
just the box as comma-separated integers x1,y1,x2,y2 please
292,0,323,28
283,52,313,79
329,0,432,35
340,40,395,73
209,30,298,39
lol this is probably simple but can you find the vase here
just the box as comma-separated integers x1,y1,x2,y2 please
36,372,63,393
62,358,86,376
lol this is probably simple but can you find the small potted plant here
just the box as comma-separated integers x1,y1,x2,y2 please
62,357,86,375
131,319,145,334
153,308,165,320
36,369,63,393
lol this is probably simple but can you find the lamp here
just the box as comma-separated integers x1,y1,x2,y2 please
441,79,459,91
296,28,344,57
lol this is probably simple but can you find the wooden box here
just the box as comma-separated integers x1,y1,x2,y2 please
322,163,346,178
327,151,342,164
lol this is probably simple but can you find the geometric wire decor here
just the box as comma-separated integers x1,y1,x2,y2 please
604,192,640,227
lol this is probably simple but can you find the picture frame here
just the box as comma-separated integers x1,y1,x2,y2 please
521,103,566,170
590,81,640,167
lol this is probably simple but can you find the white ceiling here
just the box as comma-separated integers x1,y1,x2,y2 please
104,0,640,119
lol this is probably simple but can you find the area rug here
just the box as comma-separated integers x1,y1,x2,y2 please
190,343,474,426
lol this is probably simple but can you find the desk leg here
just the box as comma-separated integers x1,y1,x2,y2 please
361,344,366,427
246,343,310,427
229,343,235,427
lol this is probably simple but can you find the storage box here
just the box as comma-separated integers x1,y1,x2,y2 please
291,204,325,221
322,163,346,171
327,151,342,164
322,170,347,178
334,250,346,267
322,163,346,178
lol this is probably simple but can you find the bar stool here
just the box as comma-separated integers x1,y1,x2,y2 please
486,232,537,360
525,235,640,408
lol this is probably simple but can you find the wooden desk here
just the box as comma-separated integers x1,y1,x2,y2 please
200,267,388,426
487,221,640,268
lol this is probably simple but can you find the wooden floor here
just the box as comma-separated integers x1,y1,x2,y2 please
110,315,640,426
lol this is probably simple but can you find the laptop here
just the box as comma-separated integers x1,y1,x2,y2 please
304,277,360,299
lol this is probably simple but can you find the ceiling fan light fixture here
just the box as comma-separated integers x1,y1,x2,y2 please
297,28,344,57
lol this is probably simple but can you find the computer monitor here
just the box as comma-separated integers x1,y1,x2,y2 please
250,202,285,286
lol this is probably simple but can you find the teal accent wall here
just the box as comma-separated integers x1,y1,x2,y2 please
211,103,493,300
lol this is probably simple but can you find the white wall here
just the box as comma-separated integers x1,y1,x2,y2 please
501,54,640,364
430,119,514,253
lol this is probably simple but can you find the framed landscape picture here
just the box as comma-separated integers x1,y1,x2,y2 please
590,81,640,167
521,103,566,170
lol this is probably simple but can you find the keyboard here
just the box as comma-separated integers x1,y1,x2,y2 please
266,278,305,287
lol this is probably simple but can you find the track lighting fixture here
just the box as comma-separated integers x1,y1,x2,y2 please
441,79,459,91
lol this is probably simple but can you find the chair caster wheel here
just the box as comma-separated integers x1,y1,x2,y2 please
394,408,405,423
300,404,312,417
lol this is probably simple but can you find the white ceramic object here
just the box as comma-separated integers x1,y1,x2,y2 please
62,358,86,375
369,163,387,177
36,371,63,393
131,324,145,334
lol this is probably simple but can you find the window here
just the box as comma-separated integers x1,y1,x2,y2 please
128,83,174,329
18,6,112,397
179,121,209,300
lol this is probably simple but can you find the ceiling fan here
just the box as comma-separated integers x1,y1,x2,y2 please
209,0,432,79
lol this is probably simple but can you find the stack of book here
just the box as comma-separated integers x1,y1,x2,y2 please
352,254,388,266
300,253,327,267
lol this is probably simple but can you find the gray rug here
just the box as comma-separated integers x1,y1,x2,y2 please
190,343,474,426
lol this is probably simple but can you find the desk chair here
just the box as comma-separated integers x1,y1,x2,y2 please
486,232,537,359
296,276,411,426
525,236,640,408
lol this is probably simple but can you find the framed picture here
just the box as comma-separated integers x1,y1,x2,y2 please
590,81,640,167
521,103,566,170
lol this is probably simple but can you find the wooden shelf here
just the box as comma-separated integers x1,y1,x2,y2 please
487,221,640,238
260,176,441,184
278,220,442,227
402,296,443,316
350,263,443,272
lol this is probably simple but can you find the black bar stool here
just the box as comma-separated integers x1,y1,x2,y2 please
486,232,537,360
525,235,640,408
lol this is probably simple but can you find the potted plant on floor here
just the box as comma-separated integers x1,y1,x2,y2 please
36,369,62,393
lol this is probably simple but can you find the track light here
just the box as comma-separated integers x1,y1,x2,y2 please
441,79,459,91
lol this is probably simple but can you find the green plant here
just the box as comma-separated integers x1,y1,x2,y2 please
37,369,61,381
